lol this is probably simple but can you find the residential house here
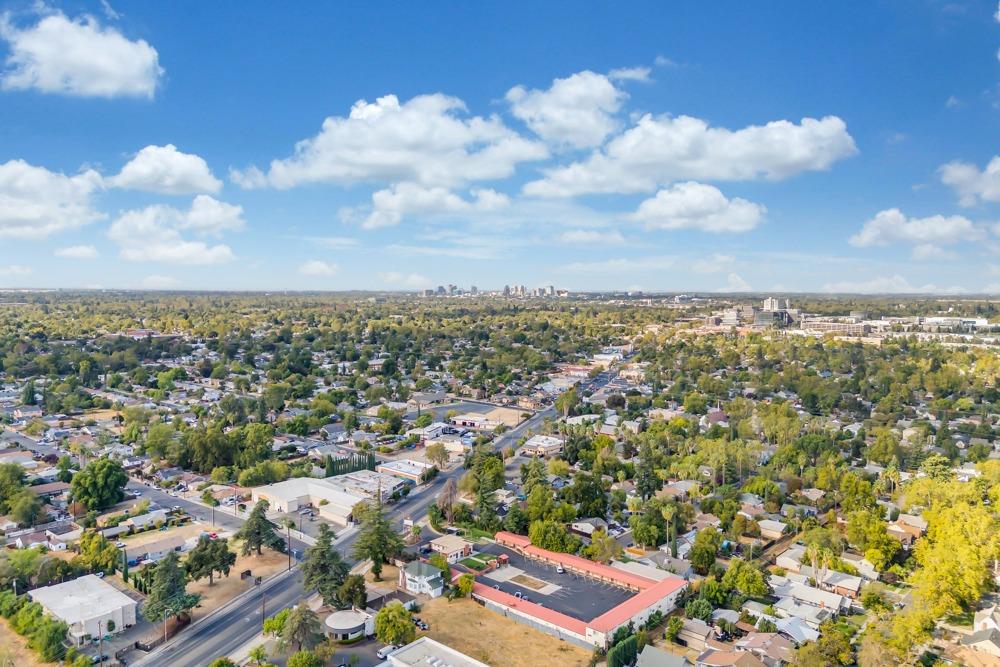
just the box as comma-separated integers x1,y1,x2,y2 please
398,561,444,598
430,535,473,564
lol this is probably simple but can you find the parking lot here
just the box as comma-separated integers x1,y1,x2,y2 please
476,543,634,622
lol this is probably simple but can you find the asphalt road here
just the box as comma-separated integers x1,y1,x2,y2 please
132,568,305,667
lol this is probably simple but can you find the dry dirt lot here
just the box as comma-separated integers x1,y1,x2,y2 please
0,618,52,666
121,522,206,548
418,597,590,667
365,563,400,585
186,544,288,619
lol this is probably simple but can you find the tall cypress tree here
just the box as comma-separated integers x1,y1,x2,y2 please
302,524,349,606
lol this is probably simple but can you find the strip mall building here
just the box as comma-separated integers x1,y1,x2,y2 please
473,532,687,649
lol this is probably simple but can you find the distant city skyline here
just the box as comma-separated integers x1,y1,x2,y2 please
1,2,999,293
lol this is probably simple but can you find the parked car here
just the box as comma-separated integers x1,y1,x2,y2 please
556,566,565,574
376,645,399,659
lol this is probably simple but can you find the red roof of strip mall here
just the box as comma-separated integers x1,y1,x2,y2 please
588,576,687,632
472,582,589,636
495,531,657,590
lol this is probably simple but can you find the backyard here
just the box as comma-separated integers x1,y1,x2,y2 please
459,553,498,571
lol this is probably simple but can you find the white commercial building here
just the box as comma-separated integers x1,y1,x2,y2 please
521,434,564,457
29,574,137,645
388,637,488,667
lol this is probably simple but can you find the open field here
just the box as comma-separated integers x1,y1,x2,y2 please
417,597,590,667
0,618,52,666
186,545,288,619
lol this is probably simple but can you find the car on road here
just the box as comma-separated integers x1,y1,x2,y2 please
171,505,182,512
556,566,565,574
115,541,126,548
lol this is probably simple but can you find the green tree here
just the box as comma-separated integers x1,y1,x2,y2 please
337,574,367,610
287,651,323,667
235,501,285,556
207,659,237,667
248,645,269,666
186,536,237,586
374,601,415,646
582,529,623,563
689,528,721,575
721,558,769,598
142,552,201,622
9,489,42,526
70,458,128,510
665,616,683,642
302,524,349,606
456,573,475,597
351,502,403,581
426,443,449,469
282,603,322,653
555,388,579,417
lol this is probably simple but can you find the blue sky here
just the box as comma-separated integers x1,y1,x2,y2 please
1,1,999,293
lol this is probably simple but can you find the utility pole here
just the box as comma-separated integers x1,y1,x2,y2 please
286,522,292,571
97,620,104,666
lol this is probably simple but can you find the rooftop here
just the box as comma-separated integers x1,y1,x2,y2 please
29,574,136,624
388,636,489,667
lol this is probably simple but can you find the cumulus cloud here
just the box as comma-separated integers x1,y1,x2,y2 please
506,70,626,149
354,183,509,229
111,145,222,195
377,271,430,288
109,196,243,264
0,159,104,238
231,93,547,190
524,114,857,197
55,245,99,259
911,244,958,261
298,260,338,276
561,256,676,273
821,274,966,294
608,66,651,82
0,10,162,98
631,182,765,232
939,156,1000,206
849,208,981,251
557,229,626,244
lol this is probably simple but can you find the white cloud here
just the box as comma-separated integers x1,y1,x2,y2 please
561,256,676,273
111,145,221,195
608,66,651,82
719,273,751,292
821,274,966,294
0,10,162,98
692,253,736,273
140,274,178,289
945,95,963,109
55,244,98,259
524,114,857,197
181,195,245,236
939,156,1000,206
911,244,958,260
355,183,509,229
109,196,242,264
307,236,359,250
0,159,104,238
377,271,430,288
0,265,31,276
232,93,547,189
557,229,626,245
506,70,626,148
849,208,980,248
298,260,338,276
631,182,765,233
654,55,680,68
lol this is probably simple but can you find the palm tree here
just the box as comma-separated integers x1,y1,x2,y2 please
248,645,268,667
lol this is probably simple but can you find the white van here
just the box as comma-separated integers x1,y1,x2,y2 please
376,645,398,659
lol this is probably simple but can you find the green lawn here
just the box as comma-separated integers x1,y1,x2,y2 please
460,553,498,571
